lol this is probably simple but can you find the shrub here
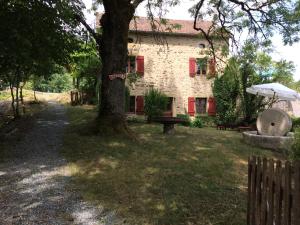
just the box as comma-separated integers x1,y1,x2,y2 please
144,88,168,122
177,114,192,126
192,115,204,128
291,128,300,160
198,115,216,127
292,117,300,132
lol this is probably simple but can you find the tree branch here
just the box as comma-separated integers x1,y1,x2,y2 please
75,14,102,45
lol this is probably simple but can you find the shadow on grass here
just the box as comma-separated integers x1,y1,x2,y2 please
62,106,283,225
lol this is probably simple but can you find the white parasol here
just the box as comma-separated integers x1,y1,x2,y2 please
246,83,300,101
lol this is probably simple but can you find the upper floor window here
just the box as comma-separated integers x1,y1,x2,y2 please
199,43,205,49
189,57,211,77
126,55,144,75
196,58,207,75
128,37,134,43
126,56,136,73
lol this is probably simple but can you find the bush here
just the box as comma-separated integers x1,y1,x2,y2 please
177,114,192,126
144,88,168,122
291,128,300,160
198,115,216,127
192,115,204,128
292,117,300,132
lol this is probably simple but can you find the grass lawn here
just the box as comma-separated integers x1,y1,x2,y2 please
62,106,282,225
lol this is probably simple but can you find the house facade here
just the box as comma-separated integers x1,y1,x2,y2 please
96,14,227,117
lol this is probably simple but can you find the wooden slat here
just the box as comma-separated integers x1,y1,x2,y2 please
256,157,262,225
261,158,268,225
283,161,291,225
275,160,283,225
247,158,300,225
251,156,257,225
247,156,253,225
293,161,300,225
267,158,274,225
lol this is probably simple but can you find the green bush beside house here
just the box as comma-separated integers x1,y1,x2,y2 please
144,88,168,122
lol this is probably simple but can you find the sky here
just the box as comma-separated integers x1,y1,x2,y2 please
83,0,300,81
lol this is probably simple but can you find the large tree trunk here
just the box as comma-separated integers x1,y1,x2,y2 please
98,2,134,132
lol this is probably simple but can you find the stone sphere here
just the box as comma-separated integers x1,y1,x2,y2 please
257,108,292,136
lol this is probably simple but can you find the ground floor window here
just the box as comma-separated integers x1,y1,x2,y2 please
195,98,207,114
162,97,173,117
166,97,173,111
128,96,135,113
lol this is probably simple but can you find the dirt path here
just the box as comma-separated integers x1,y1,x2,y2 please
0,102,119,225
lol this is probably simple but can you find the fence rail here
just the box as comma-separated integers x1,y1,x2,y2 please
247,156,300,225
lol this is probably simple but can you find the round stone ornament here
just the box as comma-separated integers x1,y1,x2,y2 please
257,108,292,136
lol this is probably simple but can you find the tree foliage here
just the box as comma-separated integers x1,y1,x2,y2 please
214,41,297,125
213,58,240,125
0,0,82,117
70,42,101,97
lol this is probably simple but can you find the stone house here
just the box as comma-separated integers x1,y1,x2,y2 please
96,14,227,117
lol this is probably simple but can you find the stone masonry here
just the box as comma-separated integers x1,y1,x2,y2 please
128,33,223,116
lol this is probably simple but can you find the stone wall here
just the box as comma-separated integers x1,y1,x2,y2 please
127,33,225,115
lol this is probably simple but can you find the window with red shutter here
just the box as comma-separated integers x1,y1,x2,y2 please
208,97,216,116
136,56,144,75
188,97,195,116
189,58,196,77
136,96,144,115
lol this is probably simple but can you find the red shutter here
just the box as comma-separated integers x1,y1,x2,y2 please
208,58,216,77
208,97,216,116
136,96,144,115
136,56,144,75
188,97,195,116
189,58,196,77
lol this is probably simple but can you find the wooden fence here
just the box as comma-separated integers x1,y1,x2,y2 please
70,91,95,105
70,91,82,105
247,156,300,225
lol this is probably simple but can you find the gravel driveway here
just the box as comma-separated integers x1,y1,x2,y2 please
0,102,121,225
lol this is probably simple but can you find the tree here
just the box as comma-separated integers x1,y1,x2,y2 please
272,60,295,87
76,0,300,133
0,0,81,117
214,39,298,125
213,58,240,125
69,42,102,104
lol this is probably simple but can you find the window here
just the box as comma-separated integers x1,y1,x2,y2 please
129,96,136,113
196,58,207,75
195,98,207,114
125,56,144,75
199,43,205,49
128,37,134,43
126,56,136,73
166,97,173,111
163,97,173,117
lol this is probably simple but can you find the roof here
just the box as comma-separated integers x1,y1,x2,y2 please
129,16,213,36
96,13,213,36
